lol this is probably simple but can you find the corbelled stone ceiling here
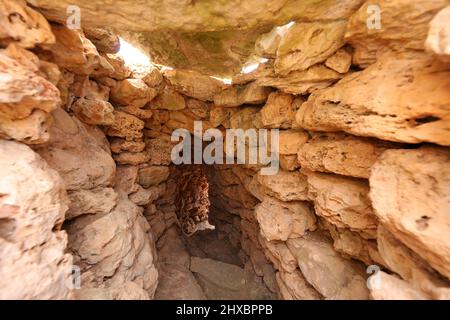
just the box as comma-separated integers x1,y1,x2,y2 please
28,0,365,76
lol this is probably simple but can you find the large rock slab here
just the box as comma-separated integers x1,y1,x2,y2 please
370,146,450,280
296,52,450,146
345,0,448,66
275,21,347,75
255,198,316,241
0,0,55,48
66,196,159,296
426,6,450,62
306,171,378,239
35,108,116,191
287,231,369,300
298,132,396,179
0,140,72,299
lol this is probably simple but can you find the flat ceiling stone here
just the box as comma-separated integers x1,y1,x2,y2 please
27,0,365,76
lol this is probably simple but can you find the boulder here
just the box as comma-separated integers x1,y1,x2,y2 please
370,146,450,279
297,52,450,146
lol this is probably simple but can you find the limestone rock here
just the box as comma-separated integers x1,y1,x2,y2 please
255,170,309,202
370,146,450,279
377,226,450,299
84,27,120,54
277,270,322,300
149,86,186,111
255,64,343,95
190,257,274,300
278,130,309,155
275,21,347,75
0,47,61,143
255,198,316,241
113,151,150,165
66,196,158,296
114,165,139,195
142,68,163,88
66,187,118,220
129,185,162,206
0,109,52,144
306,171,378,238
110,78,158,108
214,82,272,108
260,92,297,129
287,232,369,300
321,218,382,266
370,272,429,300
103,54,131,80
110,138,145,154
106,110,144,141
138,166,170,188
164,69,227,101
47,25,101,75
297,132,396,179
72,98,115,126
0,140,72,299
74,281,150,300
345,0,448,67
186,98,211,120
325,48,352,74
297,52,450,146
426,5,450,62
35,109,116,191
146,137,175,165
0,0,55,48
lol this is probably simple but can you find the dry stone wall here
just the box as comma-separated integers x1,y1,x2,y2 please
0,0,449,300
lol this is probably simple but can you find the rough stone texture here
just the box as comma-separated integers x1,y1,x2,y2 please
324,48,352,74
66,187,117,220
0,46,61,144
426,6,450,62
71,98,115,126
66,196,158,297
110,78,158,108
164,69,227,101
345,0,448,67
306,171,378,239
297,52,450,146
260,92,297,129
276,270,322,300
149,86,186,111
190,257,274,300
46,25,101,75
275,21,347,75
106,111,144,141
30,0,364,76
377,226,450,299
0,0,55,48
155,227,206,300
255,64,343,95
35,109,116,191
298,132,395,179
138,166,170,188
370,272,429,300
278,130,309,155
214,82,272,108
84,28,120,54
255,170,309,202
370,146,450,280
255,198,316,241
0,140,72,299
287,232,369,300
